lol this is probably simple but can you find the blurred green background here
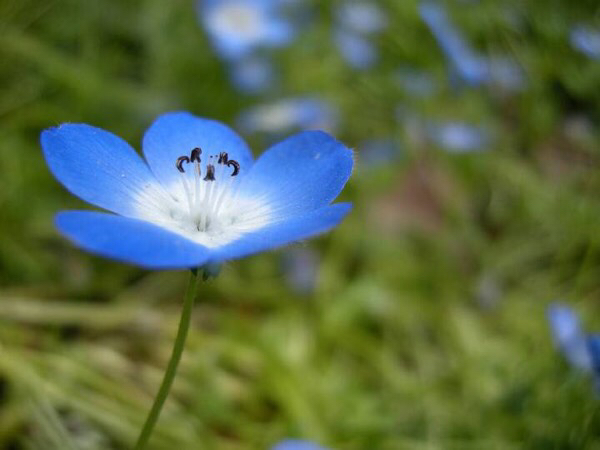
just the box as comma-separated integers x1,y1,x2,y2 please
1,0,600,448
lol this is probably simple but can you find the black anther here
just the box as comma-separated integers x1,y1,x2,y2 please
190,147,202,163
227,160,240,176
176,156,190,173
203,164,215,181
218,152,229,164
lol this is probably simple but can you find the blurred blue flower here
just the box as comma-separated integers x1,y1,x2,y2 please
358,138,401,168
336,1,387,35
237,98,338,134
41,112,353,269
427,121,489,153
547,304,593,371
281,247,320,295
570,26,600,60
419,1,488,85
333,1,386,70
588,334,600,373
198,0,294,61
229,55,275,94
272,439,330,450
419,1,525,92
334,29,378,70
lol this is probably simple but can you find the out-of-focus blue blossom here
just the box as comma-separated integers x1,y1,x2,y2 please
334,1,386,70
588,334,600,374
198,0,295,61
427,121,489,153
334,29,378,70
395,66,438,97
547,304,600,392
272,439,330,450
570,26,600,60
41,112,353,269
229,55,275,94
419,1,488,85
336,1,387,35
547,304,593,371
358,138,401,168
237,98,338,134
281,247,320,295
419,1,525,92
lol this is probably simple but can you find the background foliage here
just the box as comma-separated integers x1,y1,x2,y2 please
1,0,600,448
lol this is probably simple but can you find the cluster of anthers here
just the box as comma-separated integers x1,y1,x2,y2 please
172,147,242,233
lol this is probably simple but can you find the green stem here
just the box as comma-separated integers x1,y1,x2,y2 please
134,269,201,449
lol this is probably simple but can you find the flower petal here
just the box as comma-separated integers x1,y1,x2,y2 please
55,211,210,269
272,439,329,450
41,124,158,217
239,131,353,218
142,111,253,189
547,304,592,371
587,334,600,371
210,203,352,263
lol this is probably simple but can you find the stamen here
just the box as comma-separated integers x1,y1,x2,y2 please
227,160,240,176
203,164,216,181
179,170,194,214
172,149,246,235
190,147,202,163
176,156,190,173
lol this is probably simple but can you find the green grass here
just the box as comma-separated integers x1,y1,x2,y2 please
1,0,600,448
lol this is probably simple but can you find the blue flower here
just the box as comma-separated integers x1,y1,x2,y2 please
547,304,594,371
419,1,488,86
272,439,330,450
336,1,387,35
229,55,276,94
427,121,489,153
41,112,353,269
334,29,378,70
236,98,338,135
570,25,600,60
333,1,386,70
419,1,525,92
198,0,294,61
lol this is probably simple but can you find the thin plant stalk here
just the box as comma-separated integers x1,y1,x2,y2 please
134,269,201,449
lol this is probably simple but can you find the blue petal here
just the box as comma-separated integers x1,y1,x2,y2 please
236,98,338,135
587,334,600,373
272,439,329,450
419,1,489,85
142,111,254,189
264,18,295,47
337,2,387,35
335,29,378,70
239,131,353,217
547,304,592,371
55,211,210,269
41,124,157,217
571,26,600,60
210,203,352,263
427,121,488,153
229,56,275,94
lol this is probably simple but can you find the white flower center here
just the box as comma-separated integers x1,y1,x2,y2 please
135,149,271,248
209,3,265,41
